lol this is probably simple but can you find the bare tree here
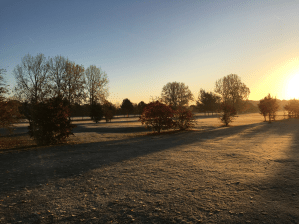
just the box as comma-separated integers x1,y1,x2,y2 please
13,53,51,103
64,61,86,105
85,65,109,105
0,68,8,101
215,74,250,112
48,55,67,98
161,82,193,109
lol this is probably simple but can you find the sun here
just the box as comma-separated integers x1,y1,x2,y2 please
286,74,299,99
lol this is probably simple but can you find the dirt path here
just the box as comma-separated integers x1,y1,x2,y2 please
0,115,298,223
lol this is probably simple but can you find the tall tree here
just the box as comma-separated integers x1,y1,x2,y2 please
85,65,109,105
64,61,86,106
161,82,193,109
13,53,51,103
197,89,220,115
0,68,8,101
48,55,67,98
215,74,250,112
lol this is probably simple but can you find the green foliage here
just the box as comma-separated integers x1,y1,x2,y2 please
173,107,195,130
219,103,237,126
284,99,299,118
90,102,103,123
28,96,76,145
139,101,174,133
258,94,279,123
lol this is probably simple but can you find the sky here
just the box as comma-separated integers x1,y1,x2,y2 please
1,0,299,105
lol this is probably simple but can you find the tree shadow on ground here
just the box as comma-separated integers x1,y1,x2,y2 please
1,119,299,223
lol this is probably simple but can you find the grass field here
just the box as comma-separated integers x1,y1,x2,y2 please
0,113,298,223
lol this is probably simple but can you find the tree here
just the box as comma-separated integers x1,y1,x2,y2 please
219,102,237,126
64,61,86,106
28,96,76,145
48,55,67,98
121,98,134,117
258,94,279,123
215,74,250,113
161,82,193,109
13,53,51,103
102,100,116,122
0,68,8,101
85,65,109,106
284,99,299,118
0,69,21,133
173,106,195,130
139,101,174,134
90,102,103,123
197,89,220,115
137,101,147,115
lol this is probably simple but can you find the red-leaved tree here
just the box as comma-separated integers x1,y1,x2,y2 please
139,101,174,134
28,96,76,145
173,106,195,130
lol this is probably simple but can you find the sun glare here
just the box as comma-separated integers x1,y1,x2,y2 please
286,74,299,99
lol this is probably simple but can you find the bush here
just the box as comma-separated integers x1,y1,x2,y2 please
219,103,237,126
139,101,174,133
90,102,103,123
173,107,195,130
28,96,76,145
0,100,22,134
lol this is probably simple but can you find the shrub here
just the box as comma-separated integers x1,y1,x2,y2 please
0,100,22,134
173,107,195,130
219,103,237,126
28,96,76,145
139,101,174,133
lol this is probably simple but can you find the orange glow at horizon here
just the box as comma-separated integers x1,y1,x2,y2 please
286,74,299,100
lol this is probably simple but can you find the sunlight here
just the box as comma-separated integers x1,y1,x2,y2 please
286,74,299,99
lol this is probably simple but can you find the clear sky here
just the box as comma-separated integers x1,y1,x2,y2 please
1,0,299,105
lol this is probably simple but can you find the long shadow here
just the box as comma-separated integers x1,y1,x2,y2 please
0,120,273,196
257,119,299,223
1,119,299,223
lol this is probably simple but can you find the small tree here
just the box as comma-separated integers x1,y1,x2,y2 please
284,99,299,118
219,103,237,126
90,102,103,123
102,100,115,122
173,107,195,130
121,98,134,117
28,96,76,145
258,94,279,123
139,101,174,134
137,101,147,115
0,69,21,134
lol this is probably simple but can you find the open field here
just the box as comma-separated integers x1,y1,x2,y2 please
0,113,298,223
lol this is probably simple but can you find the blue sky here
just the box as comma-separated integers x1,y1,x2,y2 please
1,0,299,104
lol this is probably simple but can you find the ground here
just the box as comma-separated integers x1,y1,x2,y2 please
0,113,298,223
